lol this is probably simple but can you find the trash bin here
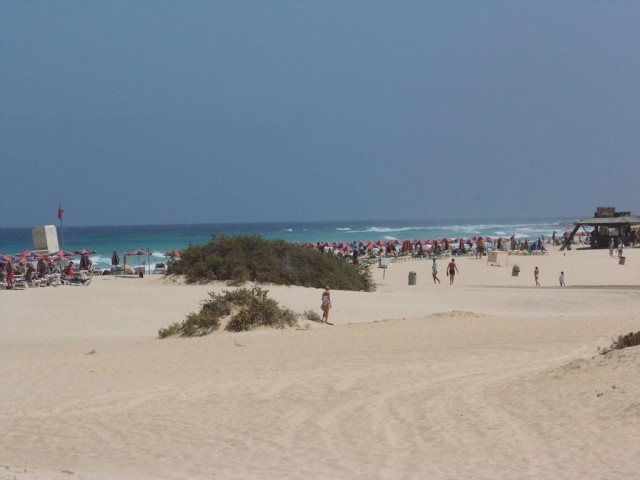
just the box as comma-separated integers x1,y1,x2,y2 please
408,271,417,285
364,278,376,292
619,256,626,265
512,265,520,277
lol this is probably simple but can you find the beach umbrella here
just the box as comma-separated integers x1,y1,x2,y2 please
49,253,71,265
16,250,40,263
79,253,89,271
126,249,151,256
0,253,12,263
111,250,120,266
164,250,182,258
74,249,97,256
125,249,151,274
48,250,75,268
51,249,75,258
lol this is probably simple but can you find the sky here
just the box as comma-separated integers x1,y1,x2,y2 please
1,1,640,227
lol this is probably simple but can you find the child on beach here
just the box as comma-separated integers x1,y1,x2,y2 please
534,266,540,287
559,271,565,287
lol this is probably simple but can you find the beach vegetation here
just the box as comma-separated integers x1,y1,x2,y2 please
303,309,323,323
600,331,640,355
158,286,298,338
168,235,365,290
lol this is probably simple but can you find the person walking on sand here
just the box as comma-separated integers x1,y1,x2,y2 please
321,287,332,323
432,258,441,284
534,266,540,287
446,258,458,285
559,271,565,287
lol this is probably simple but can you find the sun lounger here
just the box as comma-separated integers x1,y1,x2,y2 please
61,276,92,286
27,278,44,287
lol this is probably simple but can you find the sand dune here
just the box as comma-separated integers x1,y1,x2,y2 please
1,248,639,479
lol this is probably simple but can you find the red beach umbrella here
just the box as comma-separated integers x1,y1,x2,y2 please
49,253,71,262
51,249,75,258
17,250,41,263
74,249,97,256
164,250,182,258
126,249,151,256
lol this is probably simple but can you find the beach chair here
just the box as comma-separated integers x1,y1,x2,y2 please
27,278,43,287
62,275,92,286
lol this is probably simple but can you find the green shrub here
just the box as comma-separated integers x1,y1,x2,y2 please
168,235,364,290
158,307,222,339
600,331,640,354
159,286,299,338
303,309,322,323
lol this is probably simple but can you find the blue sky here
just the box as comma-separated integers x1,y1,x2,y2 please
1,1,639,227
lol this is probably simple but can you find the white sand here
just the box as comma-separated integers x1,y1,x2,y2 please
2,247,639,479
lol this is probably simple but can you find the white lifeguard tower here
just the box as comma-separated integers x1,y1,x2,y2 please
32,225,60,253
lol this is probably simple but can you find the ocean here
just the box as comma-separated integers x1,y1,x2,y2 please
1,217,576,270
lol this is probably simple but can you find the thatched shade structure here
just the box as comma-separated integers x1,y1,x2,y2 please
565,208,640,249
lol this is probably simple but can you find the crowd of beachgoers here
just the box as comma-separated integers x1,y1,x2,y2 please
309,230,586,265
0,249,96,289
0,248,183,290
5,228,635,291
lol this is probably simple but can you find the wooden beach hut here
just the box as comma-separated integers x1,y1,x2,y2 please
565,207,640,249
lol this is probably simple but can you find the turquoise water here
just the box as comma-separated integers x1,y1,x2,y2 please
1,217,575,269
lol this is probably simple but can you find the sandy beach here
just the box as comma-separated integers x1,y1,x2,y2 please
2,247,639,479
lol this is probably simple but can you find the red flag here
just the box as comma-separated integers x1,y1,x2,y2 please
57,204,64,220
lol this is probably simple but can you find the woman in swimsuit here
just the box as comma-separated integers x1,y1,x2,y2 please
321,287,332,323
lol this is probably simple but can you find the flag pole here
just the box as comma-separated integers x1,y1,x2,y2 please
58,204,65,250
